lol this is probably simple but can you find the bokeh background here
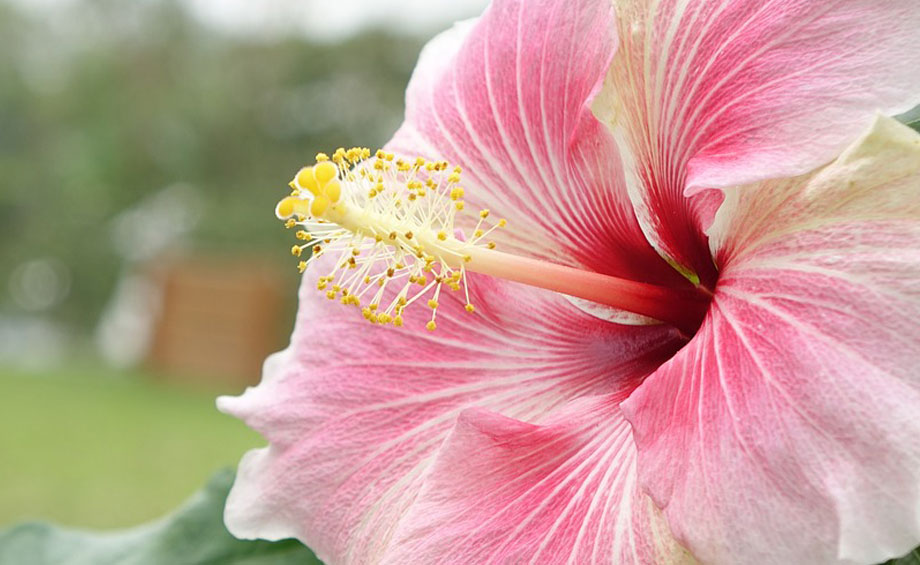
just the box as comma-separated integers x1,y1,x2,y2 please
0,0,486,530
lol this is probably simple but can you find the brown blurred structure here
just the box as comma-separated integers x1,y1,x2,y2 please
147,255,289,388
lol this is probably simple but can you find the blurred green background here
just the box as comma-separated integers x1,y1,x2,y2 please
0,0,483,530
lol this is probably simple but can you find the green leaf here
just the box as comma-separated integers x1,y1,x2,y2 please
896,104,920,133
885,548,920,565
3,467,918,565
0,469,322,565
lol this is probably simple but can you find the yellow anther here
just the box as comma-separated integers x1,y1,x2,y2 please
314,161,338,184
279,149,505,329
298,261,308,273
295,167,321,195
291,245,302,257
311,196,330,217
487,241,496,249
323,181,342,203
426,321,437,331
316,152,329,162
465,303,475,313
498,218,507,227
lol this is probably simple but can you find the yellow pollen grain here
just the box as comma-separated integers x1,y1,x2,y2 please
276,148,510,332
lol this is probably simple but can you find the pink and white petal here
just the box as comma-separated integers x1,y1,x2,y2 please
603,0,920,283
622,117,920,564
219,266,683,564
388,0,685,288
383,397,694,565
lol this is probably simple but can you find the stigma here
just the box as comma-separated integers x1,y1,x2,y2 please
276,148,506,331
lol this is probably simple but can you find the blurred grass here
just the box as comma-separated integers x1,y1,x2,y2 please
0,364,261,529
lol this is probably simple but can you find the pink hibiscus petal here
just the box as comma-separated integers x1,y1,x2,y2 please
622,117,920,564
219,263,683,563
382,396,694,565
605,0,920,284
388,0,686,288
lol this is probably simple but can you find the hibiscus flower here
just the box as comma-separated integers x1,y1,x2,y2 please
218,0,920,563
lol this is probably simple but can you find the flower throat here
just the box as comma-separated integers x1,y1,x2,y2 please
275,148,709,336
